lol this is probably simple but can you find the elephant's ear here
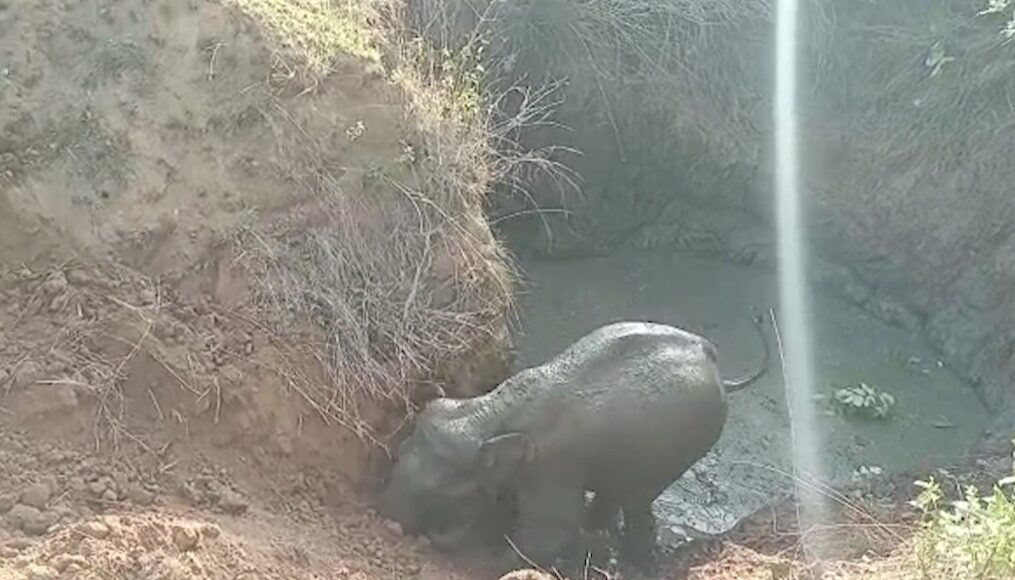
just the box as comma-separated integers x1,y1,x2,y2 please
411,382,446,407
476,433,535,495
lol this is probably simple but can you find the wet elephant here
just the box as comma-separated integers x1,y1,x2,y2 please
377,315,770,566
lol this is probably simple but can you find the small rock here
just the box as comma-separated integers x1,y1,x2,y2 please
171,524,201,552
19,483,52,509
383,520,403,536
41,474,58,492
6,538,33,550
140,288,157,305
101,488,118,502
12,361,41,389
217,488,248,515
78,520,111,539
25,564,59,580
65,269,94,286
53,504,78,521
51,553,89,572
203,479,223,501
69,477,86,493
7,504,55,535
178,481,201,504
88,480,106,496
200,524,221,539
125,485,155,506
113,471,131,491
40,271,68,295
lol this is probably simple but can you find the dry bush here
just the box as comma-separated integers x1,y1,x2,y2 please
402,0,769,155
238,170,515,442
399,0,1015,264
398,0,772,250
225,0,575,443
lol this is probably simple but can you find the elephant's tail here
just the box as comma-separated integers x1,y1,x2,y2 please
722,313,770,393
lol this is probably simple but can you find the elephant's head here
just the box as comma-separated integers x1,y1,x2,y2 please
377,394,535,539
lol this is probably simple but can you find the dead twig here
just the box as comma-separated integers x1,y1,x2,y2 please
148,387,165,421
503,535,562,579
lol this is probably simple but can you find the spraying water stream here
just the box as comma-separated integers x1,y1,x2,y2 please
775,0,826,557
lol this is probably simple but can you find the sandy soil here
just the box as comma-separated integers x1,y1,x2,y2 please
0,1,1006,579
0,0,480,577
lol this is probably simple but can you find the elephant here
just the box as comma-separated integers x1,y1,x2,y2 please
376,314,770,567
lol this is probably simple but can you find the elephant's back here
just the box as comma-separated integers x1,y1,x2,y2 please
523,322,728,487
546,321,723,403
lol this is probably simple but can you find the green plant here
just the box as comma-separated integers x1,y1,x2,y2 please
850,464,884,499
818,382,896,420
911,440,1015,579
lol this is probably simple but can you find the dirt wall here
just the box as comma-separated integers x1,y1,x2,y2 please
1,0,520,576
0,0,515,547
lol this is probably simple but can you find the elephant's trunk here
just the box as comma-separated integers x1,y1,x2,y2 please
376,479,423,534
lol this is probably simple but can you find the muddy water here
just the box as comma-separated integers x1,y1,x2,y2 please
514,249,987,544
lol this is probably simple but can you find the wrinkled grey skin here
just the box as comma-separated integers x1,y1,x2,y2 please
378,316,770,566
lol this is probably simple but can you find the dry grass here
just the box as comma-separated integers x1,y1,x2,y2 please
2,265,182,454
216,0,572,444
398,0,772,250
409,0,772,155
400,0,1015,263
224,0,381,73
237,187,514,442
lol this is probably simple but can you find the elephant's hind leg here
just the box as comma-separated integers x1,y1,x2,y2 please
620,496,658,566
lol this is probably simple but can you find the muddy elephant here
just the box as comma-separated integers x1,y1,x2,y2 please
377,315,770,566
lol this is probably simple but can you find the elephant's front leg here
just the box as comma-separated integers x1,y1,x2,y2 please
508,472,585,567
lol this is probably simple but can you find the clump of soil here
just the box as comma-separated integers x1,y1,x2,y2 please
0,427,480,579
